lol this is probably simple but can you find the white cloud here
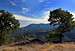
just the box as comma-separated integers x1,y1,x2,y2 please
14,11,50,27
13,10,75,27
41,11,50,21
22,7,29,14
71,12,75,17
22,8,29,11
8,0,16,6
70,12,75,20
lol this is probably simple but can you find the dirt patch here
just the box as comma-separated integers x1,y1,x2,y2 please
0,43,75,51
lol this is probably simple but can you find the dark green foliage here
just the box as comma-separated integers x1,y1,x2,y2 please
14,33,36,42
48,8,75,42
0,10,20,45
46,31,61,42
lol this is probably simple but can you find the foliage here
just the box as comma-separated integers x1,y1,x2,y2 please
48,8,75,42
46,31,62,42
14,32,36,42
0,10,20,45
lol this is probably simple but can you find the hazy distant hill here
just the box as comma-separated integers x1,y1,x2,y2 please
12,23,59,41
14,23,59,33
13,23,75,42
24,24,50,32
63,28,75,42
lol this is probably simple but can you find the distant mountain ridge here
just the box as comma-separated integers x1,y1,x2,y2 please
23,24,50,32
13,24,51,37
14,23,59,34
13,23,75,42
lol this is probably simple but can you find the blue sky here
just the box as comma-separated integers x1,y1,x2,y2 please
0,0,75,17
0,0,75,27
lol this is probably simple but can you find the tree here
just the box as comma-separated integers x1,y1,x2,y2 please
0,10,20,45
48,8,75,42
46,31,61,43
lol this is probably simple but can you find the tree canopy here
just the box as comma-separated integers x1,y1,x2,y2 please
0,10,20,44
48,8,75,42
48,8,75,33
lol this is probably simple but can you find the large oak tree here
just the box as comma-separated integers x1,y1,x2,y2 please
48,8,75,42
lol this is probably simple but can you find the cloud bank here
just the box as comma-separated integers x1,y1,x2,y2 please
14,11,50,27
14,10,75,27
8,0,16,6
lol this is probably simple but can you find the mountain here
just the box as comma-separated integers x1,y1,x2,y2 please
13,23,75,42
13,24,51,37
63,28,75,42
21,24,51,32
12,23,59,41
14,23,59,34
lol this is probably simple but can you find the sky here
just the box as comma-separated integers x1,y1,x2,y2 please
0,0,75,27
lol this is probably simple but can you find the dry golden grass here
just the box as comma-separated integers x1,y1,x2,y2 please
0,43,75,51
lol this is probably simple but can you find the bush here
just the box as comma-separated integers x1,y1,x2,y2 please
46,31,61,42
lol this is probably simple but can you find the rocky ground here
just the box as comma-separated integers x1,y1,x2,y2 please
0,43,75,51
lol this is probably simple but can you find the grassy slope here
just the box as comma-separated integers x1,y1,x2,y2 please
0,43,75,51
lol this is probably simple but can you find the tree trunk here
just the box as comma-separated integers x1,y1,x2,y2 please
59,33,63,43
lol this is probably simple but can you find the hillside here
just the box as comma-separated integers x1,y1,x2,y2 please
11,23,60,42
14,23,58,33
12,23,75,42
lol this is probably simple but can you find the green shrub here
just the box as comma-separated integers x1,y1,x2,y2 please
46,31,61,42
